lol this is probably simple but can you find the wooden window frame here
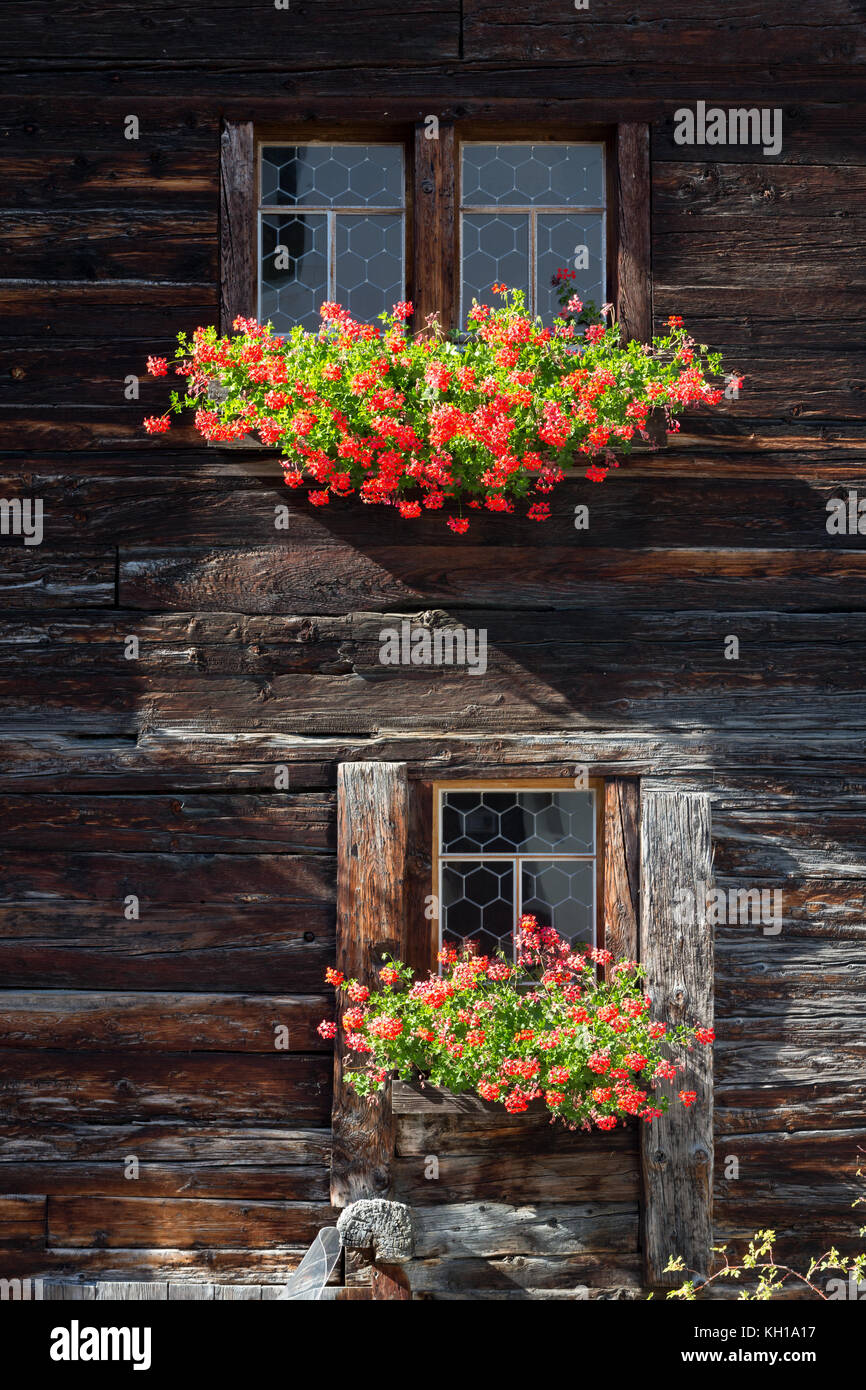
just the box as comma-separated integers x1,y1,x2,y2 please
332,763,713,1294
220,118,650,344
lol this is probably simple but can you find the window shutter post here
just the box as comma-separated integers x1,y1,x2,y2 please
331,761,409,1208
616,122,651,344
639,789,714,1286
220,120,255,333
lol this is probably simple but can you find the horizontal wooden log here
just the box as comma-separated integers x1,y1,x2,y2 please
0,1163,330,1202
0,1051,331,1124
0,851,335,904
0,1122,330,1165
715,1039,866,1085
118,544,866,615
0,990,329,1052
8,472,865,545
716,1084,866,1136
396,1113,638,1157
407,1251,642,1293
0,212,215,281
410,1202,639,1258
0,1196,45,1247
47,1196,335,1249
713,810,866,877
0,284,216,341
392,1152,639,1204
0,1245,325,1283
0,1,461,65
0,903,335,993
462,2,864,70
714,1128,866,1183
0,793,335,854
0,550,114,609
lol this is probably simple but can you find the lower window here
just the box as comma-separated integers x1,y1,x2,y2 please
434,779,602,961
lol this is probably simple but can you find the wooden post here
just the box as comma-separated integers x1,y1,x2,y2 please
331,762,409,1210
616,123,651,344
220,120,255,334
639,790,714,1288
413,120,455,334
603,778,640,972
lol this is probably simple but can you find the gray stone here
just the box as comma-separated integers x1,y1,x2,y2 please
337,1200,415,1263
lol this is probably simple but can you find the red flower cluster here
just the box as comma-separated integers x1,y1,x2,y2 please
140,289,736,531
317,915,713,1130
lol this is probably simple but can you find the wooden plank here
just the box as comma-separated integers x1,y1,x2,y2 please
411,1202,638,1258
48,1196,334,1250
640,789,714,1286
603,778,640,967
392,1152,639,1204
0,551,114,610
0,1163,330,1202
0,1246,326,1284
413,120,455,333
0,990,328,1053
0,1195,45,1247
616,123,652,343
0,904,335,995
95,1281,167,1300
0,1122,330,1165
331,761,408,1207
408,1251,642,1294
0,1051,331,1125
219,121,254,333
396,1111,638,1157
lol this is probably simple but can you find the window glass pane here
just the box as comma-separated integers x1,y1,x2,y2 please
260,213,328,332
535,212,605,322
261,144,404,208
441,790,594,854
461,143,604,208
441,861,515,959
335,214,404,323
521,860,595,947
461,213,529,317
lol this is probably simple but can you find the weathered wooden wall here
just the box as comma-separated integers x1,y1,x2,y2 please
1,1,864,1291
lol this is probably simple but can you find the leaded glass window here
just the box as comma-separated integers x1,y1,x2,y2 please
460,142,606,325
258,144,406,331
436,783,599,961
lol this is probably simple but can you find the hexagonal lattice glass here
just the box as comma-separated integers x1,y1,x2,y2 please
521,860,595,948
460,141,605,323
461,144,604,208
535,213,605,323
461,214,529,314
260,214,328,332
441,860,515,960
258,144,405,328
335,215,404,324
260,145,405,208
441,790,595,854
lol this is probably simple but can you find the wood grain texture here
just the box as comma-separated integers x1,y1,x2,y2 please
603,778,640,967
640,790,714,1287
616,124,652,343
331,761,408,1206
219,121,254,333
413,120,455,333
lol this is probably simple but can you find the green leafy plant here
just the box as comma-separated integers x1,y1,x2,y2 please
318,915,714,1130
661,1158,866,1300
142,286,739,532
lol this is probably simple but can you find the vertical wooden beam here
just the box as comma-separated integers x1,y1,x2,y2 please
413,120,456,334
220,120,255,333
331,762,409,1209
640,790,714,1287
616,123,651,344
603,778,640,971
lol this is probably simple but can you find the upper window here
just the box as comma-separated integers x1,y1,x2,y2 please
434,781,601,962
258,143,406,331
252,132,609,335
460,142,606,324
